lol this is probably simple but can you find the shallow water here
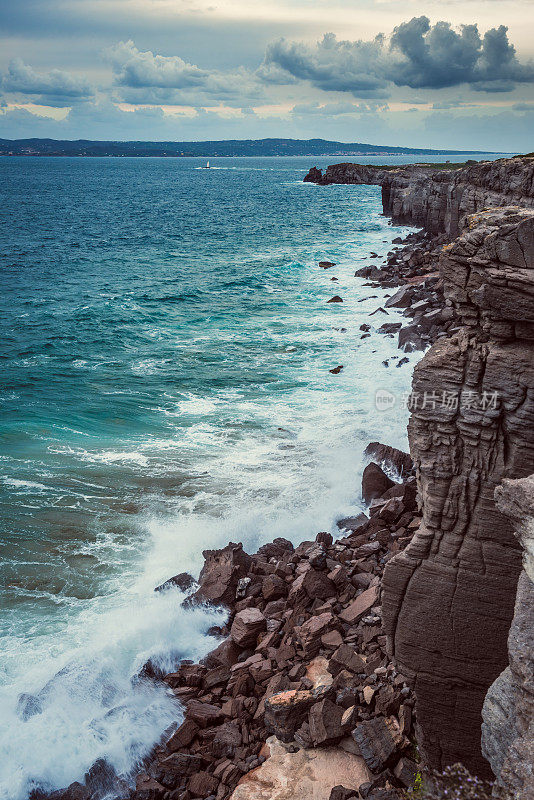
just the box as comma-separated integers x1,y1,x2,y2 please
0,153,505,798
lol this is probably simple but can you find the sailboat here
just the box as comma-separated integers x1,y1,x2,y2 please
202,160,211,169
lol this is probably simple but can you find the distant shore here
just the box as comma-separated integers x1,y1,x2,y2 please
0,136,505,159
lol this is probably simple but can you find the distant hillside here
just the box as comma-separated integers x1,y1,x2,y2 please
0,137,498,158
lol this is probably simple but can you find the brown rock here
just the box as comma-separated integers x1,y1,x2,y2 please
294,612,336,657
362,463,395,505
393,757,417,788
157,752,204,784
308,698,345,746
328,644,366,676
321,630,344,649
228,736,370,800
339,586,379,625
212,721,243,757
134,775,165,800
230,608,267,648
351,716,404,773
336,514,369,532
301,569,336,599
187,771,219,797
363,443,413,479
264,686,330,742
166,718,199,751
262,574,287,601
190,542,252,608
329,787,358,800
154,572,196,593
257,537,294,559
186,699,224,728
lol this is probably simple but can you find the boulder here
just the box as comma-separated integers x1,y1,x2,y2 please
186,699,224,728
294,612,336,657
257,537,294,559
327,296,343,303
230,608,267,648
154,572,195,593
300,569,336,600
187,771,219,797
363,443,413,479
228,736,370,800
362,463,395,505
339,585,379,625
166,718,199,751
336,514,368,532
384,286,415,309
351,717,404,773
134,775,165,800
190,542,252,608
262,574,287,601
264,689,321,742
329,787,358,800
308,698,345,746
328,644,366,677
397,325,425,353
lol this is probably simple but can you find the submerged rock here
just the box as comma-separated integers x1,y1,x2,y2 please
154,572,195,593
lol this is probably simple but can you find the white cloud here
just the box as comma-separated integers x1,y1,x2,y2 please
105,40,265,107
2,58,93,106
261,18,534,97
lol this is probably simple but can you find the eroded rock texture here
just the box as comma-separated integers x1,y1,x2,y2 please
382,208,534,776
305,157,534,238
481,475,534,798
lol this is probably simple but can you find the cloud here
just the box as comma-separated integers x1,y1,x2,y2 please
261,18,534,98
261,33,390,98
2,58,93,106
389,18,534,91
291,101,387,115
105,40,265,107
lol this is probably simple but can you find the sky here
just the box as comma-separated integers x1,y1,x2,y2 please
1,0,533,151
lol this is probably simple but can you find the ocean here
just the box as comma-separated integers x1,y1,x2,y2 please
0,153,502,799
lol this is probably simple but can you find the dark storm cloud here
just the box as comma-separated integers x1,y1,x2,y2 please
260,33,390,98
262,18,534,96
389,18,534,89
2,58,93,106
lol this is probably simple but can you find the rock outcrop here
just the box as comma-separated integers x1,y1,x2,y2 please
382,209,534,776
304,157,534,239
113,454,422,800
481,475,534,799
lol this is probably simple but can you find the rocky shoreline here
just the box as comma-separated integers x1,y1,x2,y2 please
40,442,421,800
32,156,534,800
133,445,421,800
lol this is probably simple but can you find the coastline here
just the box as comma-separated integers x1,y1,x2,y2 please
20,154,534,800
30,194,438,800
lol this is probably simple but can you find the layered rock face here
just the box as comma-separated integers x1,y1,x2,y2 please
305,157,534,238
481,475,534,799
382,209,534,776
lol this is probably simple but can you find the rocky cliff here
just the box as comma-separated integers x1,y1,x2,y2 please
305,157,534,238
381,208,534,777
482,475,534,799
306,158,534,779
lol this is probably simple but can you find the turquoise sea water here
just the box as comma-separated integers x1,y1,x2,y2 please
0,153,503,798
